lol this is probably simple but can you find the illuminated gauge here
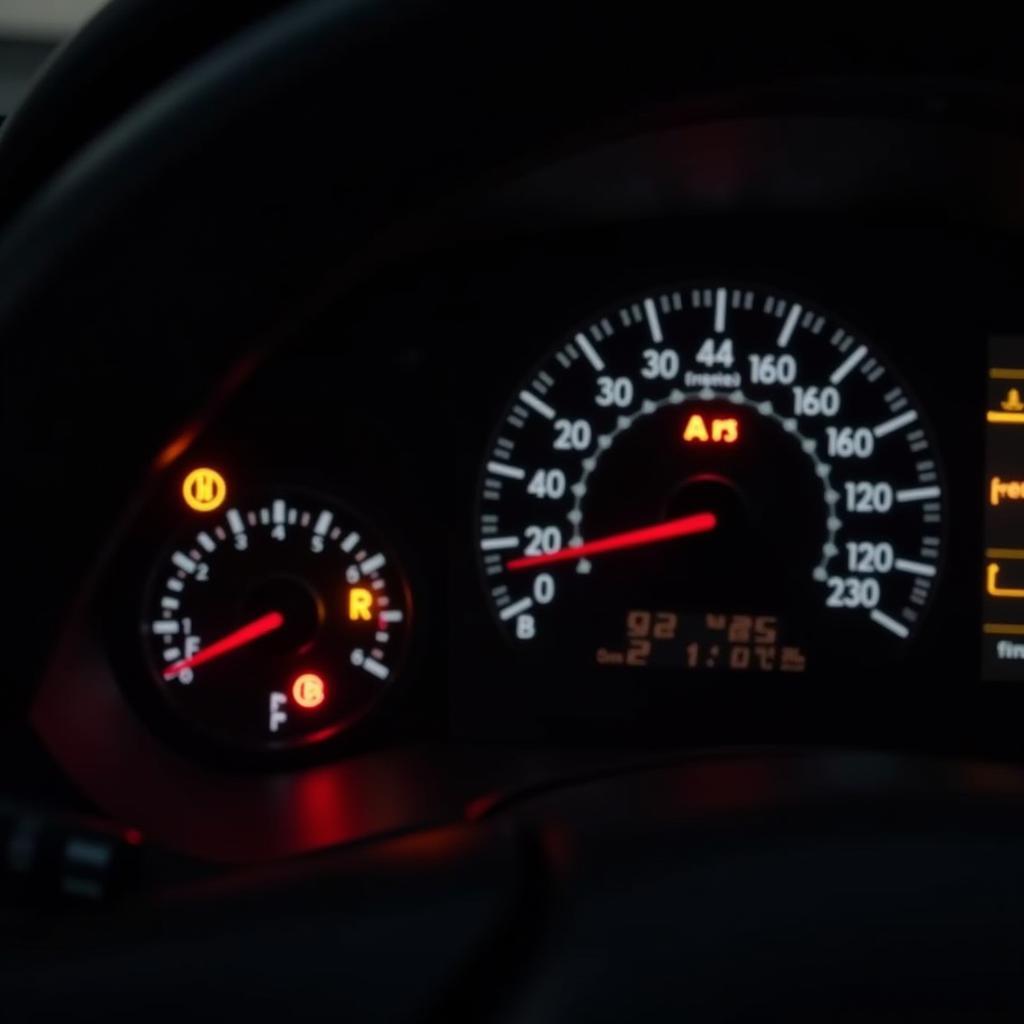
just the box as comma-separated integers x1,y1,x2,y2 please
477,283,945,674
142,485,411,750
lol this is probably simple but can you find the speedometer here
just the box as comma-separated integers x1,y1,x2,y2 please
476,283,945,673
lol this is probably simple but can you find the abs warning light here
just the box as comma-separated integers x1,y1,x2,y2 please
683,414,739,444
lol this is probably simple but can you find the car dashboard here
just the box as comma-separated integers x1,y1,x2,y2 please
2,8,1024,1019
0,103,1016,864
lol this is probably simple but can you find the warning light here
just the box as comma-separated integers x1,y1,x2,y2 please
291,673,326,709
683,414,739,444
990,477,1024,506
348,587,373,621
1002,387,1024,412
182,467,227,512
987,390,1024,424
987,564,1024,600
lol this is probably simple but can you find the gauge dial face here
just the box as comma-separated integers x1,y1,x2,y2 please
143,490,411,750
477,283,945,674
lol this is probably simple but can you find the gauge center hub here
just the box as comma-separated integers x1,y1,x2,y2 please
242,575,322,653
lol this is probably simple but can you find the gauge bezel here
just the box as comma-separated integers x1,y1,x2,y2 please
104,474,418,766
472,277,951,675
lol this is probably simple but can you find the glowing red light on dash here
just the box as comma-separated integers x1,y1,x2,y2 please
292,673,327,709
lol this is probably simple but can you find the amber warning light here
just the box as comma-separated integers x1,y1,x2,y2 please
683,414,739,444
291,673,326,709
182,467,227,512
348,587,373,621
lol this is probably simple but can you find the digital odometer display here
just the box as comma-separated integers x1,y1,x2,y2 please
476,283,945,672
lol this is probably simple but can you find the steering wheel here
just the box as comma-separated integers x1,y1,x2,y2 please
1,2,1022,1018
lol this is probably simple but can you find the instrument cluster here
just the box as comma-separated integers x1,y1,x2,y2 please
21,115,1024,860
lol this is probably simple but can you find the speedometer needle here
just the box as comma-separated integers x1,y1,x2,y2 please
506,511,717,572
162,610,285,678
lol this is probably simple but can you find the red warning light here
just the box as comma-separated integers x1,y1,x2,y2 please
683,414,739,444
291,673,326,709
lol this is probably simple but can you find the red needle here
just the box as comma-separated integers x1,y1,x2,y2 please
161,610,285,678
506,511,717,572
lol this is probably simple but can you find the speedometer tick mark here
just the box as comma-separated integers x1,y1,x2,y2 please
575,333,605,371
481,536,519,552
894,558,936,578
487,461,526,481
643,298,663,342
870,609,910,639
714,288,728,333
830,344,867,384
499,597,534,621
873,410,918,437
777,303,802,347
895,486,941,503
519,390,556,420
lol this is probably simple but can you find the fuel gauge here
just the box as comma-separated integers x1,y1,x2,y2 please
142,479,412,751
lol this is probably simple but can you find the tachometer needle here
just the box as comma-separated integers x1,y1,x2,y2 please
161,610,285,678
506,511,717,572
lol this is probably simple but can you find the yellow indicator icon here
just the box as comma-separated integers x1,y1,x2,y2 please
987,386,1024,423
182,468,227,512
348,587,374,621
682,414,739,444
987,563,1024,599
989,477,1024,507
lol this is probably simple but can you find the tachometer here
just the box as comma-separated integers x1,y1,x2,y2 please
142,484,412,750
477,283,945,673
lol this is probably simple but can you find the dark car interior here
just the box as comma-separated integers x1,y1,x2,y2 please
1,3,1022,1018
